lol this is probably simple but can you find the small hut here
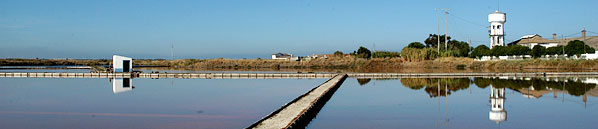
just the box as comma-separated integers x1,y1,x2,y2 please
112,55,132,72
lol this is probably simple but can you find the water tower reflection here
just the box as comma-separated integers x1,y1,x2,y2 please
489,85,507,124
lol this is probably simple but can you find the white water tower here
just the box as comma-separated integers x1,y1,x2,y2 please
488,11,506,48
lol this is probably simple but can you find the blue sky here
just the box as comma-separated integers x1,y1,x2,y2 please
1,0,597,59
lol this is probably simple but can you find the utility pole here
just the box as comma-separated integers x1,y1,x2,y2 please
468,36,471,54
171,43,174,60
435,9,441,54
584,28,586,53
435,8,449,53
373,43,376,57
561,34,567,56
445,10,449,51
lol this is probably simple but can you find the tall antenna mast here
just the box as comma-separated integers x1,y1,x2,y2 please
373,43,376,52
170,43,174,60
497,0,500,11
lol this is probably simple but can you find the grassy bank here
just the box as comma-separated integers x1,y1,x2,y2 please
2,57,598,71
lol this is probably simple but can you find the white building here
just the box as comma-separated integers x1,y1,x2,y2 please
113,55,132,72
514,30,598,50
271,53,298,60
489,85,507,124
112,78,134,94
514,34,559,48
489,11,506,48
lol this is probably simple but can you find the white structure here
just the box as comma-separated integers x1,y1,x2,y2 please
516,34,559,49
112,78,133,94
113,55,132,72
489,11,506,48
580,51,598,59
489,85,507,124
271,53,298,60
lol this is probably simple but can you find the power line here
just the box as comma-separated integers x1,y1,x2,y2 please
563,32,581,38
448,13,488,28
587,31,598,35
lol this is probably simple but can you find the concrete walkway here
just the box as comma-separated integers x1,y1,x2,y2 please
247,74,347,129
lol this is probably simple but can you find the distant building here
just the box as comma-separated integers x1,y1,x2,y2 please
489,11,506,48
113,55,132,72
272,53,297,60
513,34,559,48
512,29,598,49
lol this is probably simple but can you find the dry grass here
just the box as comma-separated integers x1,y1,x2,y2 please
3,57,598,71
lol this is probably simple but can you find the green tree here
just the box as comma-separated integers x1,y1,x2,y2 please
508,45,532,55
470,45,491,58
333,51,344,57
546,46,564,55
491,46,509,56
407,42,426,49
565,40,595,56
356,46,372,58
531,45,547,58
424,34,451,48
447,40,471,57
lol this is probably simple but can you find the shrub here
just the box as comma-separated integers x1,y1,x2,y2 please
401,47,438,62
439,50,460,57
372,51,400,58
407,42,426,49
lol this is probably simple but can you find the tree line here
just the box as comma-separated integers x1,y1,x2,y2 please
470,40,595,58
335,34,594,61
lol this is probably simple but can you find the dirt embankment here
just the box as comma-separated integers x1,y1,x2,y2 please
3,57,598,71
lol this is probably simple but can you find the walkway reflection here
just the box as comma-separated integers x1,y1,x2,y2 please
110,78,135,94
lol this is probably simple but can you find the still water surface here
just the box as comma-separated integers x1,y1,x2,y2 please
2,75,598,129
308,77,598,129
0,78,325,129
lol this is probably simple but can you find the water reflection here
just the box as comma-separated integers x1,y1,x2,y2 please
400,78,471,97
0,77,326,129
398,77,597,98
307,77,598,128
397,77,598,125
489,86,506,124
110,78,135,94
356,78,372,86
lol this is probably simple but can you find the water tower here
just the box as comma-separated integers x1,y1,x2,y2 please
488,11,506,48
